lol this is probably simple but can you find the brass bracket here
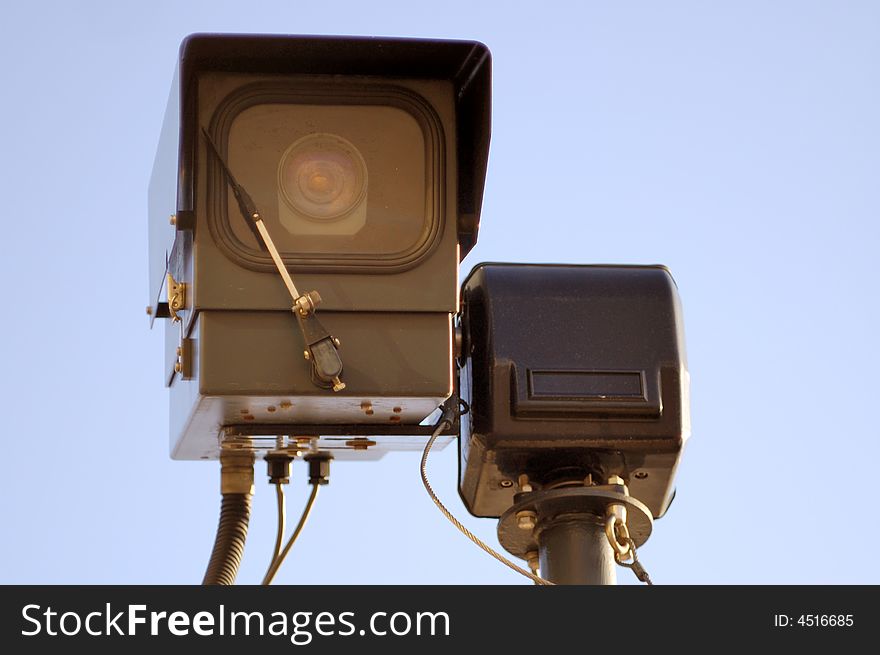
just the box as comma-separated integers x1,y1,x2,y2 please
166,272,186,322
173,337,194,379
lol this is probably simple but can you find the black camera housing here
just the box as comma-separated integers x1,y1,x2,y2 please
458,263,690,519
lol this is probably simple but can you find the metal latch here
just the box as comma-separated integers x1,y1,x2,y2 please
166,272,186,322
174,337,194,379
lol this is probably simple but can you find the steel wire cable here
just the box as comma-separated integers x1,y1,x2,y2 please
420,416,553,586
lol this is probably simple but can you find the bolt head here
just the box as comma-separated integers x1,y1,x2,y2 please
516,510,537,531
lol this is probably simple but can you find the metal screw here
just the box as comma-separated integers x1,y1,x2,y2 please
518,474,533,493
332,337,341,348
526,550,540,574
516,510,537,531
303,350,310,360
345,438,376,451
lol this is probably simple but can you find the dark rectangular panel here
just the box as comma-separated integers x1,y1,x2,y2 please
529,370,645,400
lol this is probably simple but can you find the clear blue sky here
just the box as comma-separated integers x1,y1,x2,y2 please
1,1,877,584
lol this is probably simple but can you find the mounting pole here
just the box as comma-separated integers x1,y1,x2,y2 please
497,483,653,586
537,513,616,585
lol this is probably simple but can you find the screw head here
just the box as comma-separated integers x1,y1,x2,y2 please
303,350,311,360
345,438,377,451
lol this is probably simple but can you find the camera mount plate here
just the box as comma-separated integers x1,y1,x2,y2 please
497,486,653,561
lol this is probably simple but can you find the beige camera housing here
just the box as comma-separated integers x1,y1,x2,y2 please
147,35,490,460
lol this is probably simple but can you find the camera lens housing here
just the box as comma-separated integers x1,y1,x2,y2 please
278,133,368,226
147,34,491,460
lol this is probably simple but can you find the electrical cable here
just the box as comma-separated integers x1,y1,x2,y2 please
420,407,554,585
262,483,320,585
202,492,252,585
270,483,286,563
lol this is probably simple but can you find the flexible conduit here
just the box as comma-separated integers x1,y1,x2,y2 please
202,492,252,585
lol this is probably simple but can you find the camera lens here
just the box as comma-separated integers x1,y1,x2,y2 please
278,134,367,220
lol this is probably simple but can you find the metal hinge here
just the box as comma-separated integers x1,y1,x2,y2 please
166,272,187,322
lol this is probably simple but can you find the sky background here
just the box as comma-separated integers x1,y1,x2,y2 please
0,1,877,585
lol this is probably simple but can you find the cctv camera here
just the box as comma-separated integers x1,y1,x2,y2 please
147,34,491,460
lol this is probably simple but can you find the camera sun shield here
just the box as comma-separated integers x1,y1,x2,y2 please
458,263,690,519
